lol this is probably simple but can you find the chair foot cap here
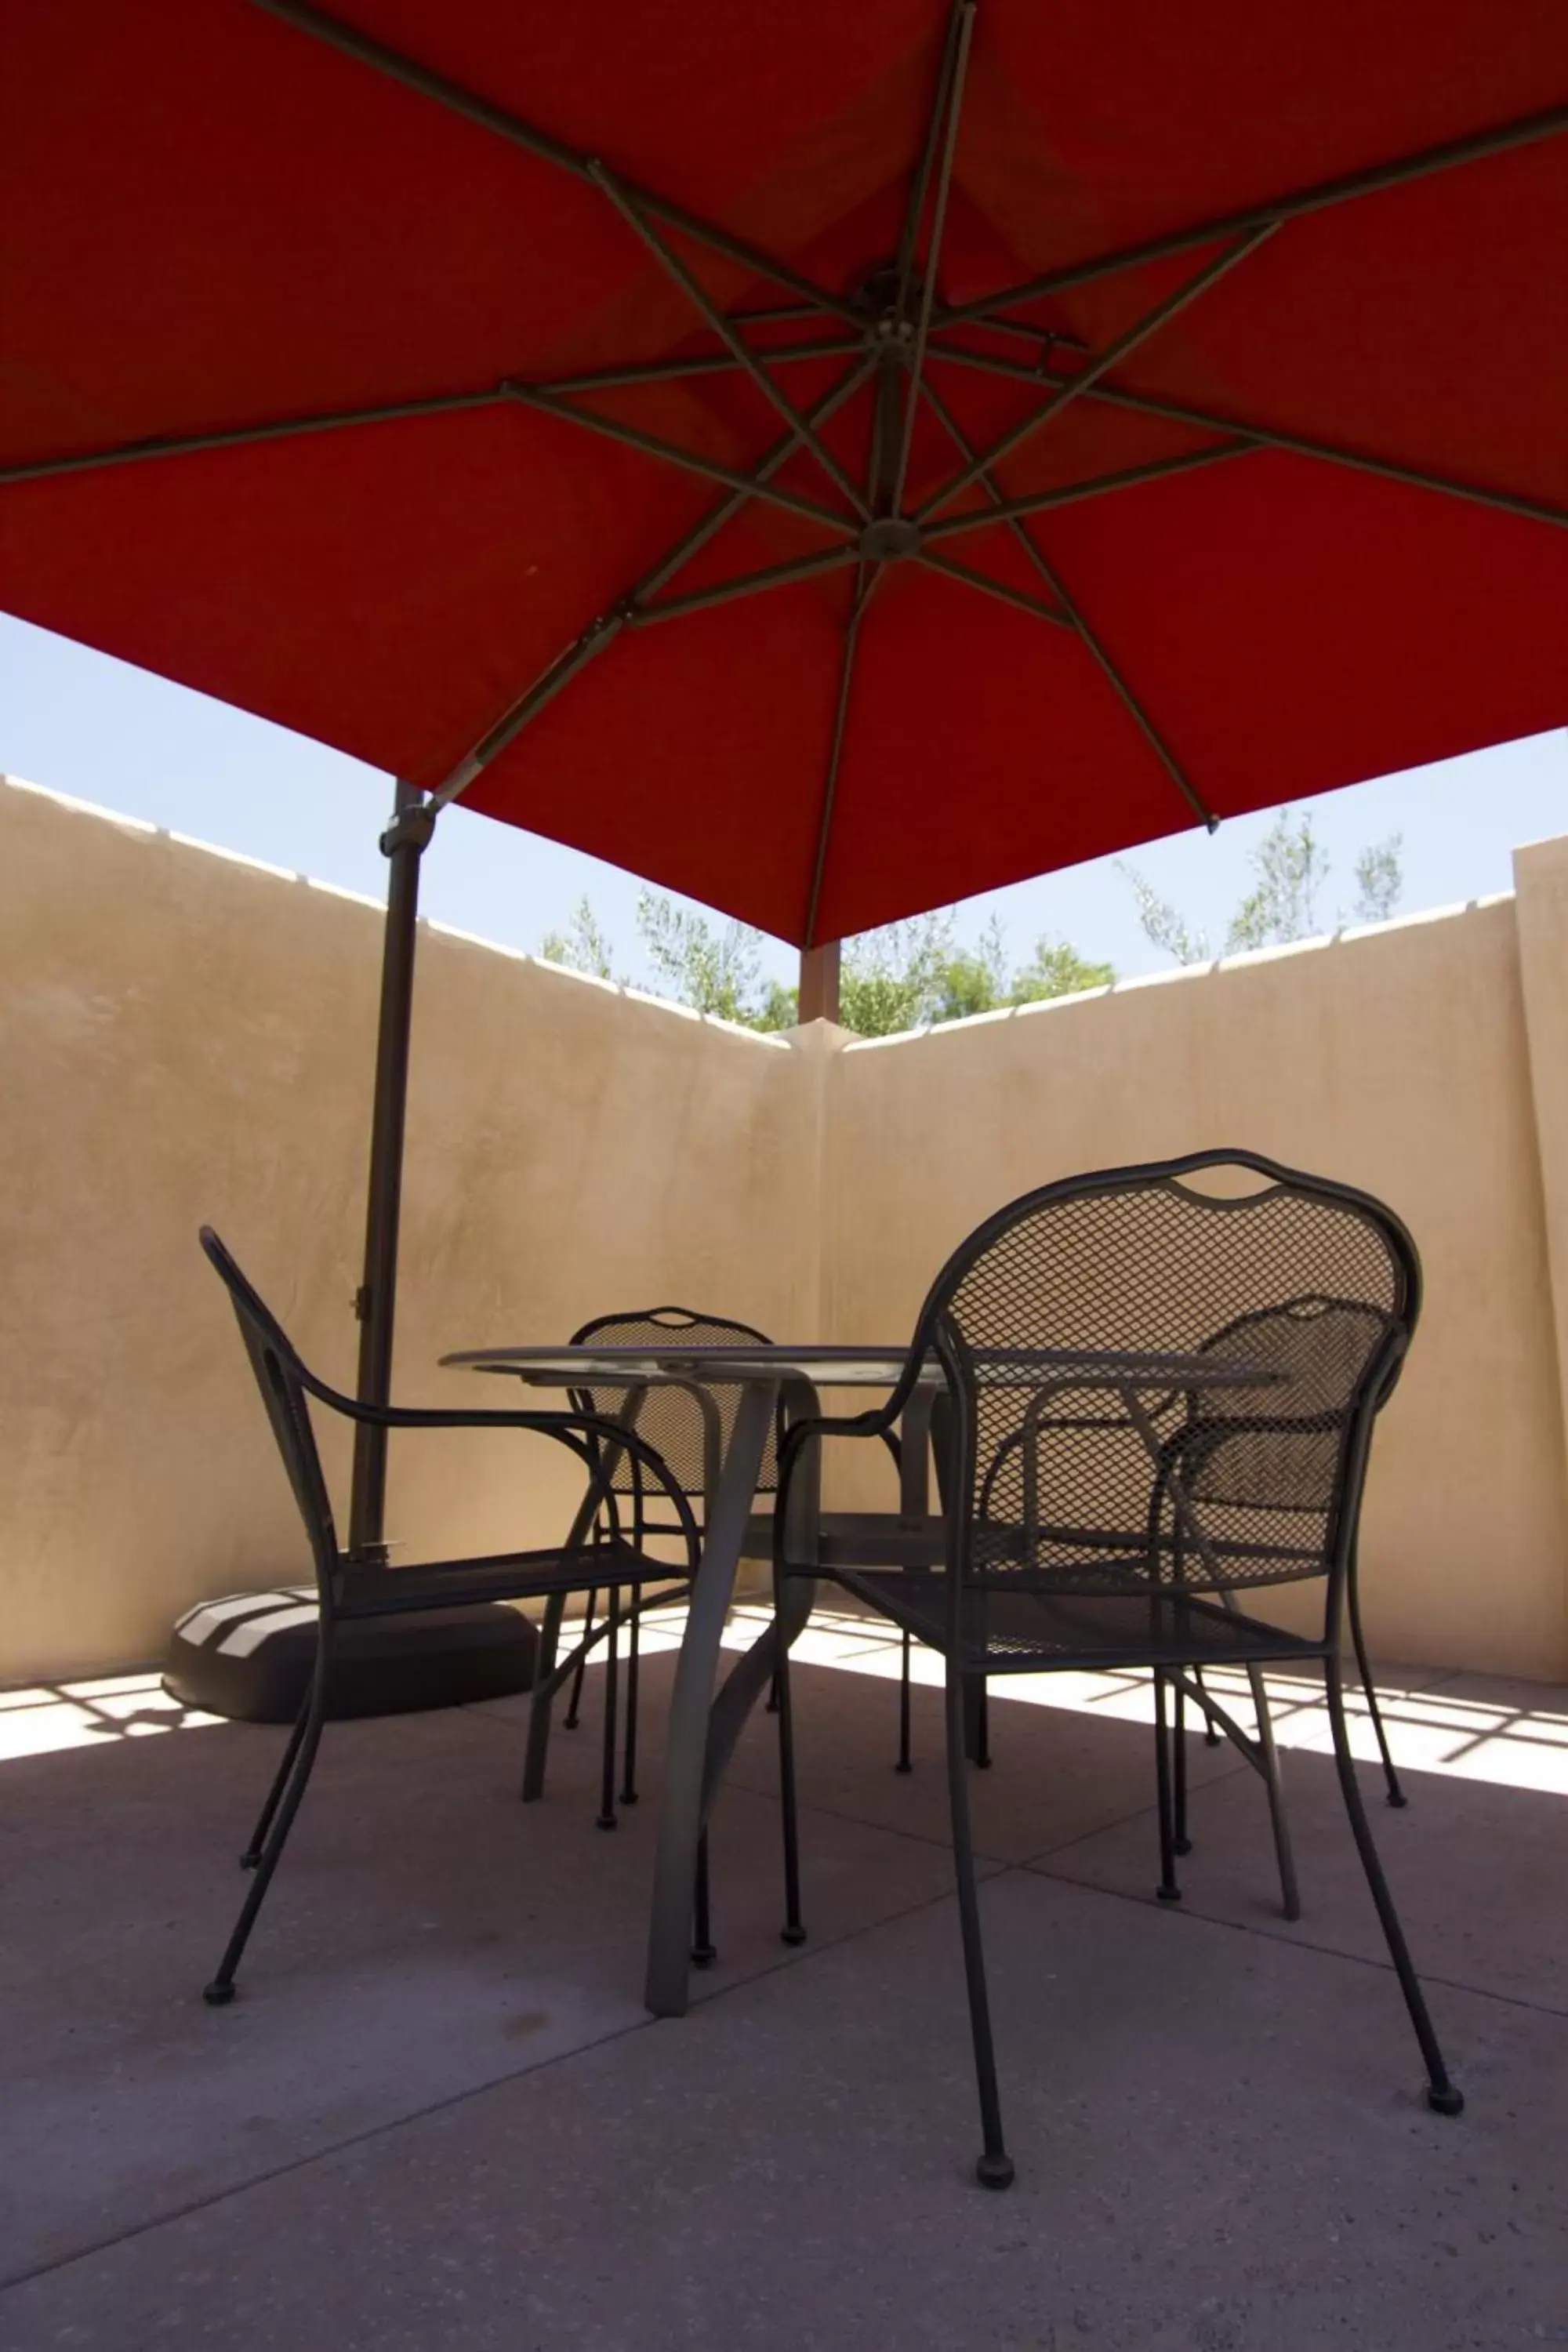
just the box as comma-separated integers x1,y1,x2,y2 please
1387,1791,1409,1809
595,1814,617,1832
975,2153,1015,2190
690,1944,717,1969
780,1925,808,1947
202,1980,236,2007
895,1762,913,1776
1156,1884,1182,1904
1173,1837,1192,1857
238,1852,260,1871
619,1791,640,1807
1427,2084,1465,2117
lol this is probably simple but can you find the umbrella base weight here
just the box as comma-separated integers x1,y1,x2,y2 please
164,1591,537,1724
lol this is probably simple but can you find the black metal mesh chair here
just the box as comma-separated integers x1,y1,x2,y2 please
197,1229,700,2005
522,1305,773,1963
523,1303,909,1964
769,1151,1461,2188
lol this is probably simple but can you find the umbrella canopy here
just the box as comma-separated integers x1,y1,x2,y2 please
4,0,1566,952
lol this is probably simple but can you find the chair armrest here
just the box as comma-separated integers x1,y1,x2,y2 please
773,1399,916,1568
296,1373,702,1567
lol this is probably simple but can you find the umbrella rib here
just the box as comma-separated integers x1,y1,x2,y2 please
631,546,863,625
916,376,1213,825
939,102,1568,325
804,575,872,949
0,344,862,487
925,341,1568,530
430,357,876,808
891,1,976,517
500,379,860,538
537,341,858,393
0,386,509,487
894,2,964,312
588,162,873,522
914,547,1074,630
922,442,1257,541
246,0,859,325
917,224,1277,523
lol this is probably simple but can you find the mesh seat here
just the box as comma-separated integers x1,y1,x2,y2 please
766,1150,1461,2187
830,1570,1327,1673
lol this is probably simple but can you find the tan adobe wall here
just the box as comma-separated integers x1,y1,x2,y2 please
0,779,815,1679
3,774,1567,1681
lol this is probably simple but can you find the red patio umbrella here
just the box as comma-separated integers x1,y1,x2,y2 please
4,0,1566,1551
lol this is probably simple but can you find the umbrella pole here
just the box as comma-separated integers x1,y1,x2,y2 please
798,941,840,1023
347,779,435,1559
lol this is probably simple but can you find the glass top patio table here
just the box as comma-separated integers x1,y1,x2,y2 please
441,1340,1284,2015
442,1342,1278,1389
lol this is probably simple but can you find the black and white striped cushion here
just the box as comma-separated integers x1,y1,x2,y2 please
163,1587,537,1723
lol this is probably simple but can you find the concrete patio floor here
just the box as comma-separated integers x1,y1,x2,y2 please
2,1607,1566,2349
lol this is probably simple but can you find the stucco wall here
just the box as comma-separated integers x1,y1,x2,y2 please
4,771,1568,1682
0,779,812,1680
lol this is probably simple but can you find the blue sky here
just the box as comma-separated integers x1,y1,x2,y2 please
2,610,1562,990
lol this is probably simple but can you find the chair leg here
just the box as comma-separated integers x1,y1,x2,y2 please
1153,1671,1182,1903
962,1676,990,1768
595,1588,620,1831
765,1665,780,1715
775,1583,807,1947
1245,1662,1302,1922
205,1631,332,2005
895,1628,913,1773
1195,1664,1221,1745
691,1827,717,1967
944,1661,1013,2190
521,1589,567,1803
1323,1657,1461,2114
1172,1678,1192,1856
619,1603,641,1806
595,1588,621,1830
1348,1573,1406,1808
564,1588,597,1730
240,1679,313,1867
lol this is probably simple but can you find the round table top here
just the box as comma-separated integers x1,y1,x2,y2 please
440,1341,1286,1392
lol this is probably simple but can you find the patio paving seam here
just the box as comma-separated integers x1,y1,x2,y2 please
0,1868,996,2299
1020,1848,1568,2022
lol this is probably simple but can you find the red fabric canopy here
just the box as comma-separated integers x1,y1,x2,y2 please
3,0,1566,944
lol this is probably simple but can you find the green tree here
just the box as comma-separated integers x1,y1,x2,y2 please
1119,811,1404,966
539,895,619,982
634,890,764,1024
539,895,1114,1036
1352,835,1403,925
1007,936,1116,1003
840,912,956,1036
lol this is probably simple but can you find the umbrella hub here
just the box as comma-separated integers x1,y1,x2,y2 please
855,263,920,350
858,515,924,561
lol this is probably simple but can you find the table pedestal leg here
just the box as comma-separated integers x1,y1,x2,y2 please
644,1381,778,2017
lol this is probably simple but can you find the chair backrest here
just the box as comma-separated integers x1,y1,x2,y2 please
200,1228,340,1574
569,1305,777,1499
910,1151,1418,1606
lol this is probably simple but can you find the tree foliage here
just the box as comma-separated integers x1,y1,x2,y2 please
1119,811,1404,966
539,895,1112,1036
539,896,619,983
